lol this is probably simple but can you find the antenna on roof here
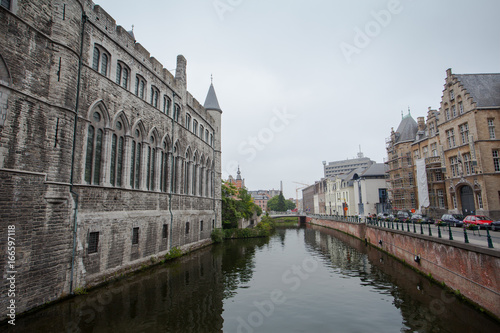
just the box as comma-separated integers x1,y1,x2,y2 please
408,106,411,116
211,74,213,84
131,24,134,31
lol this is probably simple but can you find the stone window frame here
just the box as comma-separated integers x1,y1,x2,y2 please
134,74,146,100
488,118,496,139
173,104,181,122
193,119,198,136
463,153,475,175
87,231,99,254
185,222,190,235
115,61,130,89
110,117,127,187
92,44,110,77
459,122,469,145
150,85,159,108
84,108,106,185
451,105,457,118
185,113,191,131
445,128,456,148
163,95,171,116
449,156,459,178
130,125,144,189
162,224,168,239
132,227,139,245
493,150,500,172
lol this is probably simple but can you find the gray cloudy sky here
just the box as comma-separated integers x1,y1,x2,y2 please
98,0,500,199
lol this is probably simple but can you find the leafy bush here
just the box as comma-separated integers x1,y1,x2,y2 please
211,228,225,243
164,247,183,260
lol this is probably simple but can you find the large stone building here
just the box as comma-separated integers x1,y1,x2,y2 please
0,0,222,318
386,69,500,219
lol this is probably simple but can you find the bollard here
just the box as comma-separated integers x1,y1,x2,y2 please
438,225,442,238
464,228,469,244
486,228,494,249
428,224,432,236
407,221,410,232
420,223,424,235
391,221,394,229
396,222,399,230
448,225,454,241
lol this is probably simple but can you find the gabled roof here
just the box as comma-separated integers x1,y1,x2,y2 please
361,163,386,177
395,114,418,143
204,83,222,112
455,73,500,108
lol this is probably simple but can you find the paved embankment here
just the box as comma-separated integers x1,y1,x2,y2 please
307,217,500,320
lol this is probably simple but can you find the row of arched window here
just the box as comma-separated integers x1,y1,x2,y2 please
84,103,215,197
91,44,214,147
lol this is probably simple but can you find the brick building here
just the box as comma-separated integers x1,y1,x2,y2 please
0,0,222,318
386,69,500,219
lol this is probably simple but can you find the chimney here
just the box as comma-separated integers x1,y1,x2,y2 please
417,117,425,131
175,55,187,89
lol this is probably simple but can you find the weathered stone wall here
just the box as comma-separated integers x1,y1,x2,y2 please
309,218,500,318
0,0,222,320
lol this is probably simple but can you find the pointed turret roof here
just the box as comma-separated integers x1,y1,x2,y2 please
204,83,222,112
395,113,418,143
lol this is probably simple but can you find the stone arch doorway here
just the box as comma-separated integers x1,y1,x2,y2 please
460,185,475,216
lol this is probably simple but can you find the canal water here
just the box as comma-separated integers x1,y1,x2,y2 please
5,224,500,332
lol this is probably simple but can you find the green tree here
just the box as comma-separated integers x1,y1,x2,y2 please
221,181,262,229
267,192,295,212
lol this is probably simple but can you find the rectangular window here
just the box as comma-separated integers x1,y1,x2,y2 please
446,129,456,148
200,220,203,232
435,171,442,181
452,105,457,118
193,119,198,136
459,102,464,114
450,89,455,100
488,118,496,139
493,150,500,172
429,122,435,136
477,192,483,209
132,227,139,244
459,123,469,144
422,146,428,158
162,224,168,239
449,156,458,177
431,143,438,157
88,232,99,254
445,108,450,121
185,222,190,234
437,190,445,208
463,153,474,175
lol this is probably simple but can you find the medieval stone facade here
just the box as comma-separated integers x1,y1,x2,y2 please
0,0,222,318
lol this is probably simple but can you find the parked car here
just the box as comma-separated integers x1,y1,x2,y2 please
491,220,500,231
463,215,494,229
439,214,464,227
395,211,411,221
410,214,434,224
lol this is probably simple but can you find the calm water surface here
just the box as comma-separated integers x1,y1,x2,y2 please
4,224,499,332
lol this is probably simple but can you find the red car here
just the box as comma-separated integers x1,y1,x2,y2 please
463,215,493,229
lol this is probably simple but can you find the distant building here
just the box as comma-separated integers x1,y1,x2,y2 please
323,152,375,178
227,166,245,190
248,188,280,211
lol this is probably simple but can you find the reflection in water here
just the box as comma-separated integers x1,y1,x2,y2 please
4,226,499,332
304,225,500,333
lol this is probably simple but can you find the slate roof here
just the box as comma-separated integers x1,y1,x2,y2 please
455,73,500,108
204,83,222,111
395,114,418,143
361,163,386,177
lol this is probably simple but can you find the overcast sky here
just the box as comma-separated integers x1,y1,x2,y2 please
98,0,500,199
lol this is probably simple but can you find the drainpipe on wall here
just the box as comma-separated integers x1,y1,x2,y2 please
68,10,87,295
